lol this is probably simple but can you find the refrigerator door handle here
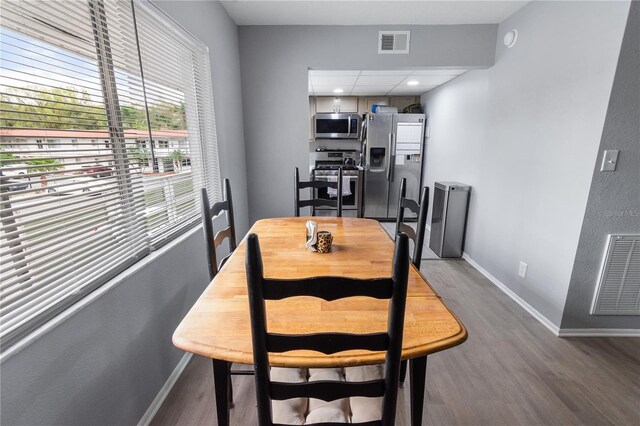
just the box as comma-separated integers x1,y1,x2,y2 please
386,133,393,181
387,133,397,181
362,140,368,170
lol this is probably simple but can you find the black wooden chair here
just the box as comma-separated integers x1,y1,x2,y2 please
201,179,252,406
394,177,429,385
201,178,237,279
294,167,343,217
245,232,410,426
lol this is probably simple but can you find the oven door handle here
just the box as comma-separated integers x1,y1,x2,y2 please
315,174,358,181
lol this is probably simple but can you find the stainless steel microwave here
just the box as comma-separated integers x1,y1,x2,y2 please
314,113,361,139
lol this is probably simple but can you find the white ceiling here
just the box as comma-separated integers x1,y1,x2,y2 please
308,69,467,96
220,1,529,26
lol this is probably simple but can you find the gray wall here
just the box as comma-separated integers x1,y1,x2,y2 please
420,1,630,327
561,1,640,330
238,24,498,223
0,1,247,425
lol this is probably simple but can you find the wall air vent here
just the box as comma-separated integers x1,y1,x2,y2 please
378,31,410,54
591,234,640,315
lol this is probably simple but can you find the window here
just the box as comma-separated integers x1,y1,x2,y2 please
0,0,220,349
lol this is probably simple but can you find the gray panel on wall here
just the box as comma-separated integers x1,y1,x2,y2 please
561,1,640,330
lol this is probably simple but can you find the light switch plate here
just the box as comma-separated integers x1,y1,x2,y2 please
601,149,619,172
518,261,528,279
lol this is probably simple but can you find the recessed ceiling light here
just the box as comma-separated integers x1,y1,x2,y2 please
407,80,419,86
333,88,344,93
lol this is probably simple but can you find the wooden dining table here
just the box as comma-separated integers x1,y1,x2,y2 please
173,217,467,426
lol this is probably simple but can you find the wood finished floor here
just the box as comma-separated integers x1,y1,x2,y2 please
151,259,640,425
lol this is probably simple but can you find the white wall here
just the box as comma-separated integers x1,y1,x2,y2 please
421,1,630,327
0,2,248,424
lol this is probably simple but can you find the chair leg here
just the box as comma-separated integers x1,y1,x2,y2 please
399,360,408,386
212,359,231,426
228,363,234,408
410,356,428,426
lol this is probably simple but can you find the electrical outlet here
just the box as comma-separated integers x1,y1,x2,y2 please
518,261,528,279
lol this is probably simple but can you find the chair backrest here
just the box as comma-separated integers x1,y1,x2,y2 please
245,232,410,426
395,178,429,269
201,178,236,281
294,167,343,217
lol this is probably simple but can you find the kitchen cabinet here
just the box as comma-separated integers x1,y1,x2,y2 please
390,96,420,112
308,97,315,140
360,97,389,114
315,97,337,113
336,96,358,112
315,96,358,113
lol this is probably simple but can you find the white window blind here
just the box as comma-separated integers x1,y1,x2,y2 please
0,0,220,349
132,0,220,245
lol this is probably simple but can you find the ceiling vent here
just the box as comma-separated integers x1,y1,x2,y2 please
378,31,410,54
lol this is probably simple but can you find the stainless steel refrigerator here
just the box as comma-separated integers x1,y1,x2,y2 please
361,113,426,219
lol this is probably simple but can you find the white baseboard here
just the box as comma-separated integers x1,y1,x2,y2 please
461,253,640,338
138,352,193,426
461,253,561,336
558,328,640,337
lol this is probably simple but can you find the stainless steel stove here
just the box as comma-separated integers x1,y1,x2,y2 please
311,150,364,217
314,165,360,176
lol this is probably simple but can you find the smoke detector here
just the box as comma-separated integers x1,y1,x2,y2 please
504,29,518,48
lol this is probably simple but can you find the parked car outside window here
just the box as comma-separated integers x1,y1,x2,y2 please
81,164,113,177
